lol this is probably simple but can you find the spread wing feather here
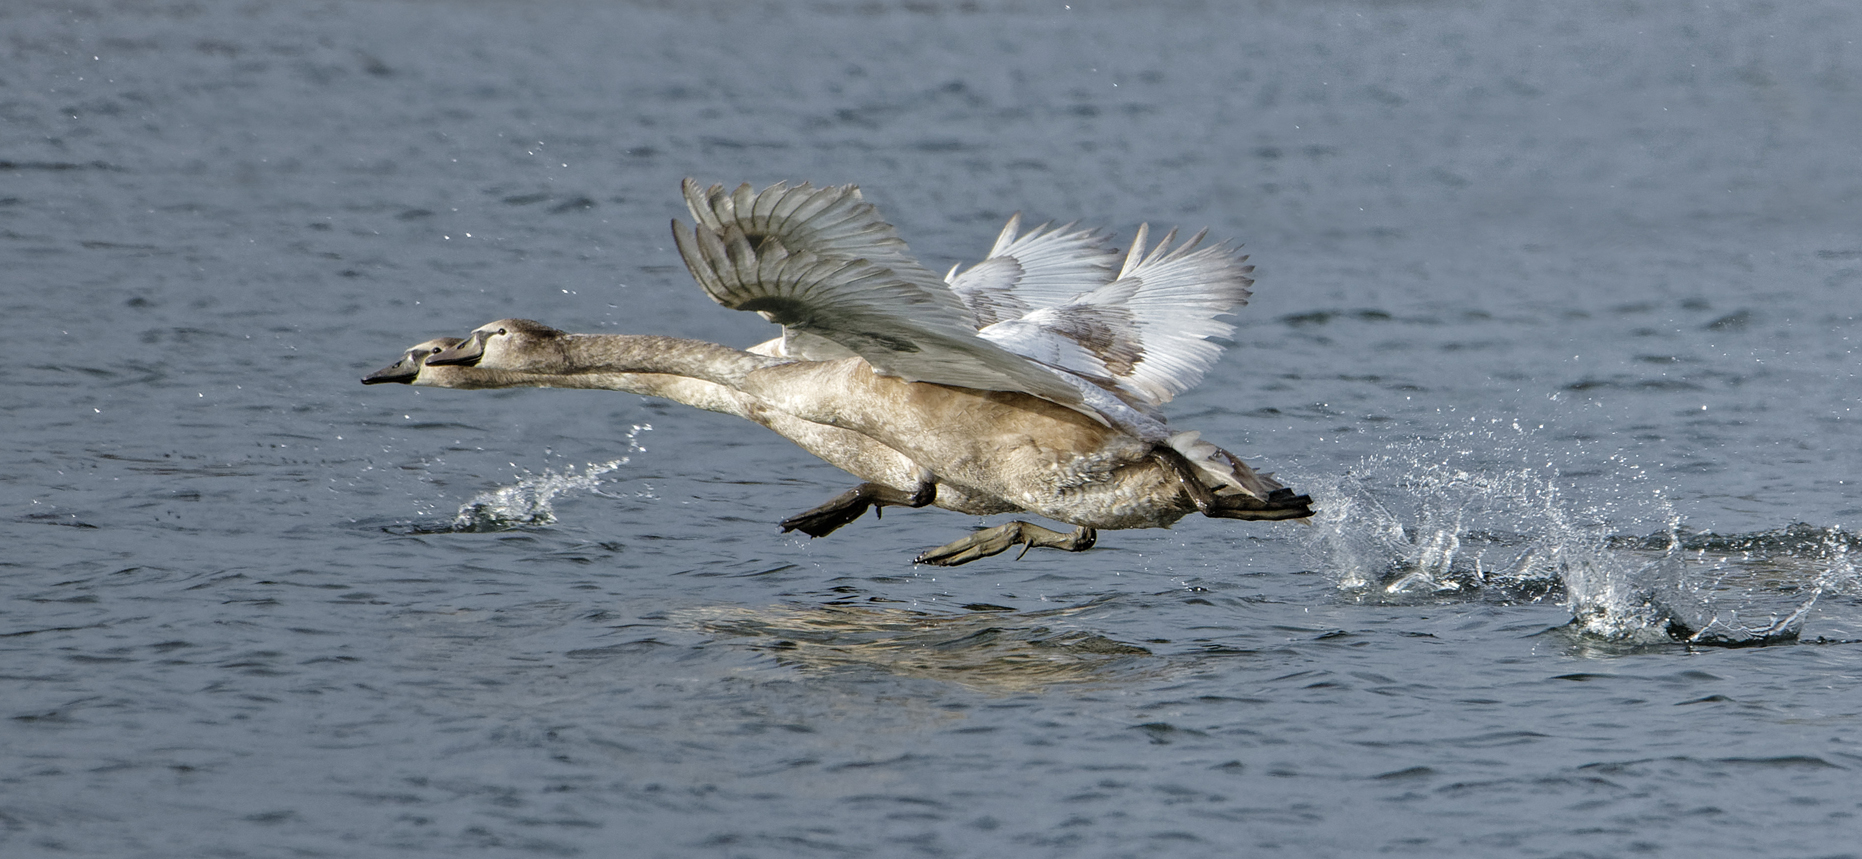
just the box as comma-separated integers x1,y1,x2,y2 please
978,224,1254,407
673,216,1088,408
674,178,1254,422
681,179,964,315
947,214,1120,326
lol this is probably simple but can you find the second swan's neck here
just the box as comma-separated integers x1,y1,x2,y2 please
550,334,785,389
426,368,750,417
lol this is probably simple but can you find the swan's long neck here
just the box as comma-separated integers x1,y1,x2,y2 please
420,333,787,417
419,369,747,417
553,334,784,389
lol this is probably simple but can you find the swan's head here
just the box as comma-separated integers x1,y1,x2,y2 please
426,318,567,372
361,337,465,385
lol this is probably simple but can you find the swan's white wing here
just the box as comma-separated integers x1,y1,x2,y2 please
978,225,1254,407
946,214,1120,326
673,220,1088,408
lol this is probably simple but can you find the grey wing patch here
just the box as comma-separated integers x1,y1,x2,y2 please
1040,304,1143,378
847,331,921,354
682,178,959,306
737,295,815,324
947,257,1033,328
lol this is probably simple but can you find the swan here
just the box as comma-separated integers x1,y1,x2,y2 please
379,179,1312,563
420,318,1310,564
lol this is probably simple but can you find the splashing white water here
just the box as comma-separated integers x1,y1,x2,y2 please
1302,431,1620,597
1649,525,1861,645
1303,427,1853,645
451,459,626,531
448,424,653,531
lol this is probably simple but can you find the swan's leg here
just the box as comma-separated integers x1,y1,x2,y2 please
780,479,936,538
1205,488,1316,521
914,522,1098,567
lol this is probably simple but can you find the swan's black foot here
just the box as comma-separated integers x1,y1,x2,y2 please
780,481,935,538
1205,488,1315,521
915,522,1098,566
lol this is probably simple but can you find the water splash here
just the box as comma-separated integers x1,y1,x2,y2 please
447,424,653,532
1303,427,1856,646
1649,525,1861,646
1302,434,1609,598
450,459,627,531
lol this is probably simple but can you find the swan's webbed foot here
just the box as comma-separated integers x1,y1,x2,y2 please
1205,487,1315,521
914,522,1098,566
780,480,935,538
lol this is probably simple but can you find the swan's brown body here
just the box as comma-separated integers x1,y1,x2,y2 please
741,355,1187,529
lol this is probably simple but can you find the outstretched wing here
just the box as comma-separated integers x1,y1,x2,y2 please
946,214,1121,327
681,179,961,311
673,179,1252,425
977,224,1254,408
672,190,1088,408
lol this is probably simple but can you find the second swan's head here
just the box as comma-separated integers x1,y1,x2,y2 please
361,337,466,385
426,318,569,372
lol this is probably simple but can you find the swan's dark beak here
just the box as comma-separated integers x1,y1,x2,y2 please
426,335,485,367
361,359,419,385
362,337,465,385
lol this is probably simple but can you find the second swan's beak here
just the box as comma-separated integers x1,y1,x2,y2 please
361,337,466,385
360,359,419,385
426,335,485,367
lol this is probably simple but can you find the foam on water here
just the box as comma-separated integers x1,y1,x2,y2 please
1304,425,1859,646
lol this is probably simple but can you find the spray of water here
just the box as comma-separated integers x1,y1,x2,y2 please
447,424,653,532
1302,424,1856,645
1653,525,1861,645
450,459,627,531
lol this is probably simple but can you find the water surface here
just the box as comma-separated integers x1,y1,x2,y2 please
4,1,1859,856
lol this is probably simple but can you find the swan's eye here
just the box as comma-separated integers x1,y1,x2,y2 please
496,328,507,335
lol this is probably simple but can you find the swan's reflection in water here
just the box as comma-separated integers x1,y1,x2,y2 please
678,600,1158,692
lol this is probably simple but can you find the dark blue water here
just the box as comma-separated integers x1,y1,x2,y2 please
4,1,1859,856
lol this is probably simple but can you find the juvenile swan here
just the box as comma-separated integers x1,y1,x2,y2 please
387,179,1312,563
